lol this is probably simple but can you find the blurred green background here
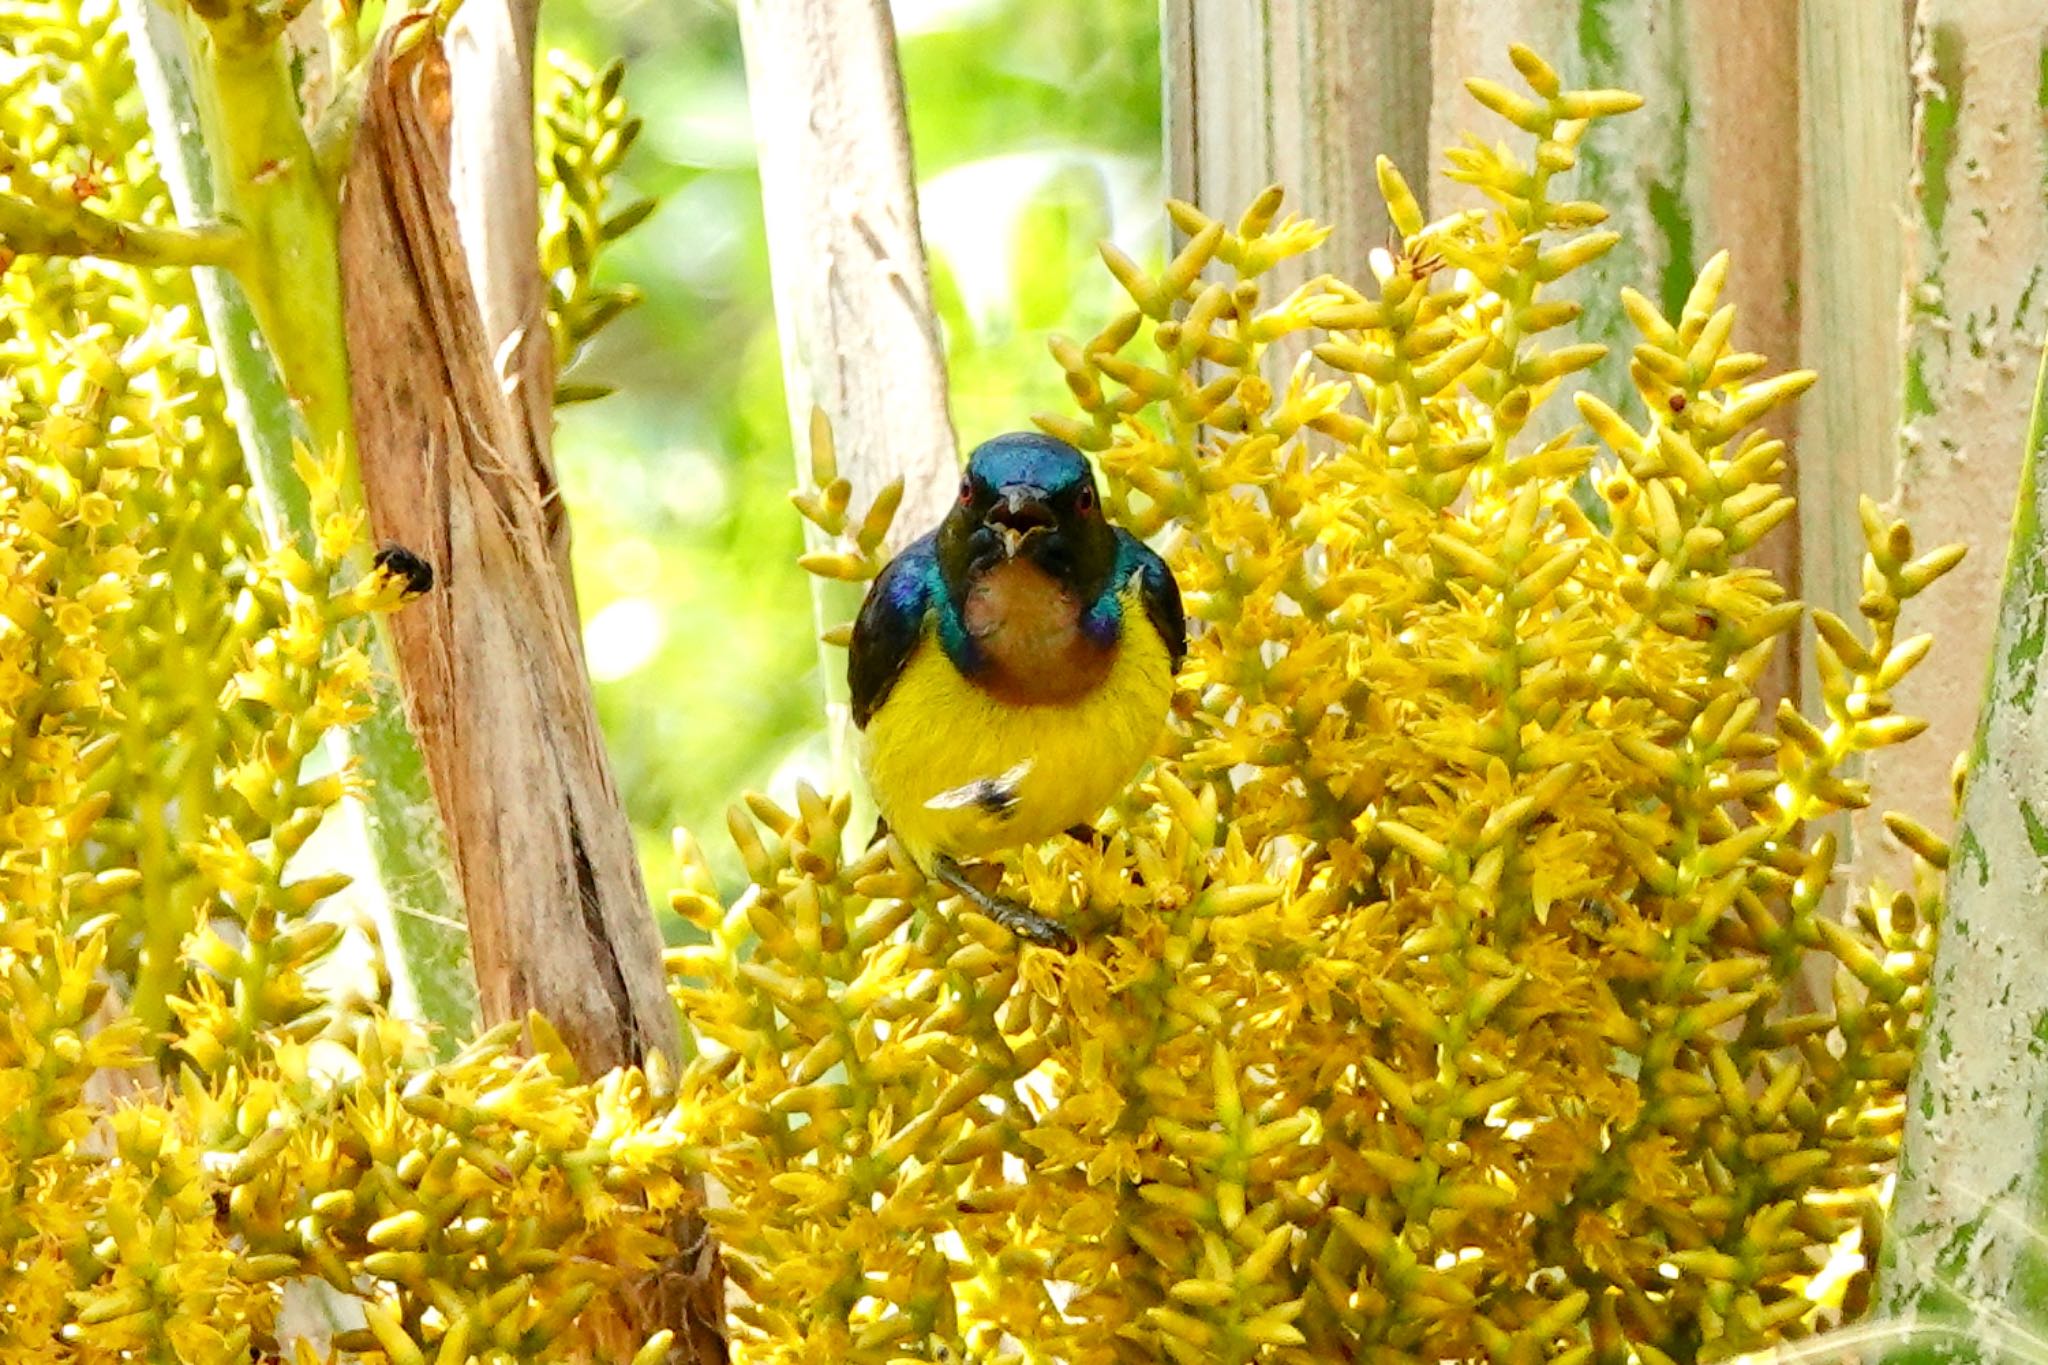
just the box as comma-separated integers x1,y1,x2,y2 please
535,0,1164,916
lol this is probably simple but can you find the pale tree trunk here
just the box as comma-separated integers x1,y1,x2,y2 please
1874,338,2048,1356
1163,0,1431,296
736,0,958,784
1796,0,1911,725
1873,4,2048,1339
337,24,725,1361
1856,1,2048,896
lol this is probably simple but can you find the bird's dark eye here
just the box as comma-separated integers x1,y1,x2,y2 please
959,477,973,505
1076,485,1097,514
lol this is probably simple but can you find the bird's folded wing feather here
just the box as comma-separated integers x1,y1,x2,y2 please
1118,530,1187,671
849,531,939,729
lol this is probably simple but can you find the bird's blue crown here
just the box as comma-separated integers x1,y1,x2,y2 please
964,432,1095,494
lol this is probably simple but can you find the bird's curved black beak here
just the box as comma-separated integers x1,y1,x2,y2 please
987,484,1054,557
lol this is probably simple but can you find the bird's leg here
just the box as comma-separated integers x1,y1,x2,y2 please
932,854,1076,954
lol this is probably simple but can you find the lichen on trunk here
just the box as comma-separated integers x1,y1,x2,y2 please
334,22,726,1356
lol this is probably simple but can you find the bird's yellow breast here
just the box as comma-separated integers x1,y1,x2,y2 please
860,585,1175,868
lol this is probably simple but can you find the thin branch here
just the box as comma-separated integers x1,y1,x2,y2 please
0,190,245,270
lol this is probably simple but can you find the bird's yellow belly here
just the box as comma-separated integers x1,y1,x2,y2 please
860,621,1174,867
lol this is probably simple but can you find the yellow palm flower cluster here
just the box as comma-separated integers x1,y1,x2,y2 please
2,5,708,1360
0,355,707,1363
538,50,654,405
711,47,1957,1363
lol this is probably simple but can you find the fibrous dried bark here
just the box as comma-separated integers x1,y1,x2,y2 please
337,22,725,1360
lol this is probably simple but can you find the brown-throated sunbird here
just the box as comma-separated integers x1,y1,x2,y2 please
849,432,1186,952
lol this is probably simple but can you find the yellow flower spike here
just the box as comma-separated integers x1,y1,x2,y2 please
1047,332,1090,377
796,547,871,581
1858,714,1930,748
848,896,916,952
1897,542,1967,596
1535,231,1621,283
1158,221,1225,305
1164,983,1224,1028
787,489,840,536
1727,496,1796,553
1512,543,1585,608
367,1209,430,1249
1448,1071,1525,1120
1376,157,1424,239
852,478,906,556
1752,1058,1805,1128
1465,77,1553,135
1508,43,1562,99
1183,279,1236,341
1875,631,1936,689
1192,882,1282,917
1556,80,1649,118
281,871,351,914
1168,1277,1237,1308
805,404,839,489
530,1278,601,1341
1884,811,1950,869
1314,338,1401,383
1147,1304,1219,1348
1098,239,1163,318
1523,300,1581,335
1619,286,1681,350
433,1315,475,1365
1710,370,1818,441
1680,251,1735,333
1518,342,1607,385
725,803,778,885
1653,425,1718,496
1684,303,1739,375
1153,1116,1229,1164
1536,138,1582,174
1374,977,1449,1044
1576,392,1647,462
1235,184,1286,237
1095,351,1180,402
1429,532,1511,589
361,1299,428,1365
1243,1307,1309,1347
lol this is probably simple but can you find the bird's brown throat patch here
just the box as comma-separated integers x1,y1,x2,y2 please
962,559,1115,705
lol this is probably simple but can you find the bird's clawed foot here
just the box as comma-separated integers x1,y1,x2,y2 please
933,854,1076,954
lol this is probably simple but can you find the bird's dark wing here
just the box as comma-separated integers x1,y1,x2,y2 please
849,532,938,729
1117,530,1186,671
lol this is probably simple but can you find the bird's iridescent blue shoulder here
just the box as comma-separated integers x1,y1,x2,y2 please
1112,529,1186,671
848,532,941,729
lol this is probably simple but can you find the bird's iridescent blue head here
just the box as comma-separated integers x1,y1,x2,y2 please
937,432,1116,598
